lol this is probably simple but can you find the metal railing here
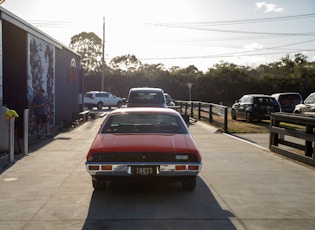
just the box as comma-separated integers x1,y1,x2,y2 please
175,101,228,133
269,112,315,166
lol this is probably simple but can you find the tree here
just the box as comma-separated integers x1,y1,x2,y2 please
109,54,142,73
69,32,103,74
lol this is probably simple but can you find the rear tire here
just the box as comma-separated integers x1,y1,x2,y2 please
182,177,196,191
92,178,107,190
246,112,252,123
116,101,122,108
231,110,236,120
97,102,103,110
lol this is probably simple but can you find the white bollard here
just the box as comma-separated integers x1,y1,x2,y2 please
9,117,15,163
24,109,29,155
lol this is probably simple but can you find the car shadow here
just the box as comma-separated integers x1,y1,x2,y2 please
82,177,237,230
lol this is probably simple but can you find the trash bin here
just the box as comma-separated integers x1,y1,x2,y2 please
0,105,9,152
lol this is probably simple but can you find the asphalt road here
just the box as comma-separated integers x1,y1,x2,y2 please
0,116,315,230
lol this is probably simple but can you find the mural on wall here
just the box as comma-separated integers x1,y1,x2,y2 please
27,34,55,135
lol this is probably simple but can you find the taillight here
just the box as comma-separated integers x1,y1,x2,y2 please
188,165,199,171
89,165,99,170
175,165,186,171
101,165,112,171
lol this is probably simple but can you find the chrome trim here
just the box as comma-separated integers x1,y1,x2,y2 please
85,162,202,176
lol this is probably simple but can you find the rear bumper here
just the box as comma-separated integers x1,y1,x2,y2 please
83,103,95,107
85,161,202,177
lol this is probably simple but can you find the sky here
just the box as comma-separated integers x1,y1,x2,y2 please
1,0,315,71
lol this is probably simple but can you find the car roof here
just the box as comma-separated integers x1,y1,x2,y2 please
109,107,179,115
86,91,109,93
129,87,164,92
243,94,274,97
271,92,301,96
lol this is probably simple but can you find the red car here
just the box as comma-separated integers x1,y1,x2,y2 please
86,107,202,190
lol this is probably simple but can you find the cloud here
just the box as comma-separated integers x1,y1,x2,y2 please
255,1,285,13
243,43,264,51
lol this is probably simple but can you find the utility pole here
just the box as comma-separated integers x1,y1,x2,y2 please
101,17,105,91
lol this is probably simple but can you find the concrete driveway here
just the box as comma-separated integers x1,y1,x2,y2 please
0,117,315,229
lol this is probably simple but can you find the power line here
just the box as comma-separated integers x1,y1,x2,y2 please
152,13,315,37
174,27,315,37
26,20,74,27
152,13,315,27
140,38,315,61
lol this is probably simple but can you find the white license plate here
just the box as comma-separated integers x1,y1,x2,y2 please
131,166,157,176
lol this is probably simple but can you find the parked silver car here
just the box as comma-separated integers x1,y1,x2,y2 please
293,92,315,114
271,92,303,113
84,91,122,110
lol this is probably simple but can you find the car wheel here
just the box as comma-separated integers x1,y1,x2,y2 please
231,109,236,120
97,102,103,110
246,112,252,123
182,177,196,191
116,101,122,108
92,178,107,190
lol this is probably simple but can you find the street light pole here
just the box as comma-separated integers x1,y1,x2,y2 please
101,17,105,91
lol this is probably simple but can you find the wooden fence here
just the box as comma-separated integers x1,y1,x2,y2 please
175,101,228,133
269,113,315,166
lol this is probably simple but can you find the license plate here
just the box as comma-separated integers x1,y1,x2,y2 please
131,166,157,176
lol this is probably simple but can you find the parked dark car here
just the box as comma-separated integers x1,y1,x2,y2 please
271,92,303,113
231,94,280,122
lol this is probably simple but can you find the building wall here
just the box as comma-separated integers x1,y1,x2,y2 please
2,20,28,134
1,8,82,135
55,47,82,127
0,20,2,104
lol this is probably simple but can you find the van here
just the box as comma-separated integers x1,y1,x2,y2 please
126,87,167,108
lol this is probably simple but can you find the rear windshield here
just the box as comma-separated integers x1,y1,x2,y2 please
85,93,93,98
101,113,187,134
278,94,302,105
129,91,165,104
254,97,278,105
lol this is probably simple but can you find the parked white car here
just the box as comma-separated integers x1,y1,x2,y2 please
84,91,123,110
293,92,315,114
164,93,175,107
